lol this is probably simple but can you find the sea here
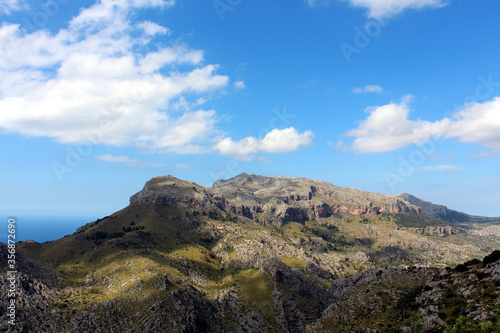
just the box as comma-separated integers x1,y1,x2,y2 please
1,215,98,244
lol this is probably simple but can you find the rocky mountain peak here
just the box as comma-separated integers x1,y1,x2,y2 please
212,173,275,188
129,173,421,227
397,192,449,217
129,175,224,210
213,173,322,204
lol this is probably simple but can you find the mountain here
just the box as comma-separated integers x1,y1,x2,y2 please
131,173,420,227
2,174,500,332
213,173,420,226
397,193,449,217
397,192,500,225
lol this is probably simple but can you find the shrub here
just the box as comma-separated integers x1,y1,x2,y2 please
445,316,480,333
394,213,449,228
455,264,469,272
464,258,481,266
483,250,500,266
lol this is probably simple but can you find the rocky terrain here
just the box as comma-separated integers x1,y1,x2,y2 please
1,173,499,332
308,250,500,332
213,174,420,226
398,192,500,225
397,193,449,218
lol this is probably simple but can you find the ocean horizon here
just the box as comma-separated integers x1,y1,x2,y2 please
2,215,99,243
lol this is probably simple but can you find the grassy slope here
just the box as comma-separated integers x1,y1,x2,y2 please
438,210,500,225
14,202,497,331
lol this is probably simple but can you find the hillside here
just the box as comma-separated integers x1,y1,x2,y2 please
397,193,500,225
1,174,499,332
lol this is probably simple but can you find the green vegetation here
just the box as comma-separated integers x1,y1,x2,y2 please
393,212,451,228
446,315,500,333
281,256,306,268
11,175,500,332
438,210,500,224
234,268,276,325
483,250,500,265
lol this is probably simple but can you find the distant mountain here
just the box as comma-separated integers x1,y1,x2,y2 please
397,192,500,225
131,173,421,227
2,174,499,332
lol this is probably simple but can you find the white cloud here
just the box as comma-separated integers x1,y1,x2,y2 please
95,155,139,163
214,137,260,161
305,0,446,18
305,0,332,7
471,150,498,159
353,84,384,94
137,21,169,35
214,127,314,161
447,97,500,150
174,163,194,169
261,127,314,153
345,96,449,153
234,81,246,90
0,0,227,152
0,0,26,14
94,154,163,167
421,164,460,173
343,96,500,154
347,0,446,19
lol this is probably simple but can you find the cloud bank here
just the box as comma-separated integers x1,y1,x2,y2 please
344,96,500,154
0,0,314,160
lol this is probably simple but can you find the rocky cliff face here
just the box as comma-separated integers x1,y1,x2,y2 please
130,175,228,211
397,192,500,225
131,173,421,227
397,193,450,217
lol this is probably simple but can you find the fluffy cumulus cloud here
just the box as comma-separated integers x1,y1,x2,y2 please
345,96,449,153
0,0,226,152
0,0,314,159
343,96,500,154
353,85,383,93
214,127,314,161
306,0,446,18
447,97,500,151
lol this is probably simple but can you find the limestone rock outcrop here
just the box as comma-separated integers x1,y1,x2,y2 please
131,173,421,227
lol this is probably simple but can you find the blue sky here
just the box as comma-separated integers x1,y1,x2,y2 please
1,0,499,219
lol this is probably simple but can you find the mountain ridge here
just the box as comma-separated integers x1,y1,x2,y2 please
2,173,499,332
397,192,500,225
131,173,422,227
